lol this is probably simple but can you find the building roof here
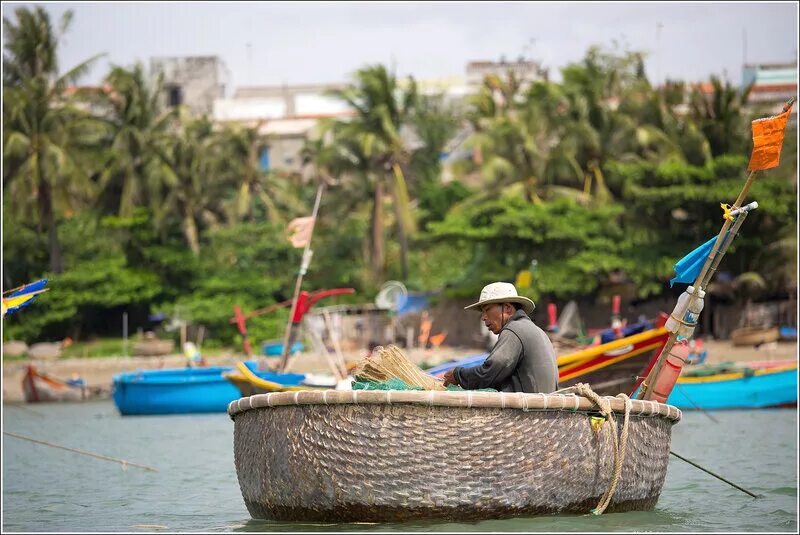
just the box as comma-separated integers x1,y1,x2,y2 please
234,83,347,99
743,62,797,70
750,83,798,93
64,84,112,95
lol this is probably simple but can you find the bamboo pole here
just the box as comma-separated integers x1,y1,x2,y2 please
4,431,158,472
277,183,326,373
322,308,348,379
700,209,752,289
637,172,758,400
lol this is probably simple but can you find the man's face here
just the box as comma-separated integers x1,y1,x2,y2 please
481,303,509,335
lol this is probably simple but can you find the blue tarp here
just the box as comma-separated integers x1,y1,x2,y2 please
598,321,653,344
397,293,431,316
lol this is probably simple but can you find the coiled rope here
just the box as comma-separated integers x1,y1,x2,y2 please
573,383,632,515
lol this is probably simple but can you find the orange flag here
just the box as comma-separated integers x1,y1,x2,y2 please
748,99,795,171
286,216,315,248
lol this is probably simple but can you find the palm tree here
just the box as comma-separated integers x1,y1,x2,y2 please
95,63,176,218
689,76,753,157
2,6,104,273
303,118,381,282
464,72,588,204
409,93,461,188
327,64,419,282
215,122,306,224
159,112,226,254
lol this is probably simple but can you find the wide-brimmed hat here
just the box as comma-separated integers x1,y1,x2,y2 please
464,282,535,316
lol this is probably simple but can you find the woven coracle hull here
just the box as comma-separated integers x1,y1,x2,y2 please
229,391,681,522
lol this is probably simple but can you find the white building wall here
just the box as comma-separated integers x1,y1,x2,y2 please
213,98,286,121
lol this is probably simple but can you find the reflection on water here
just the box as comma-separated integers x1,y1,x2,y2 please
2,401,797,532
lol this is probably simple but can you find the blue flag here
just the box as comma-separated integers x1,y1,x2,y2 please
670,235,729,287
2,278,49,318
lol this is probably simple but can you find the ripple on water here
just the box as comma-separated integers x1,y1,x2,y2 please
2,403,797,532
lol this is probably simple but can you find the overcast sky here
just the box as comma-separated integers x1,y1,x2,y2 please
2,2,798,92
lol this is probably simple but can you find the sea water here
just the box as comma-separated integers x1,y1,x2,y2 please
2,401,797,532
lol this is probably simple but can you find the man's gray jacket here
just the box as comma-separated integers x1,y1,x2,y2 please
453,309,558,393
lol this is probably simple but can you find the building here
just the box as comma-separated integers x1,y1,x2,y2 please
207,58,547,175
465,58,547,89
741,62,797,124
150,56,228,116
212,83,354,174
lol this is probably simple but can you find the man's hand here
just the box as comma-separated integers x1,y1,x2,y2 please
441,369,457,387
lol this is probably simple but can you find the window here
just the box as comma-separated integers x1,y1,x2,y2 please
259,147,270,171
167,85,182,107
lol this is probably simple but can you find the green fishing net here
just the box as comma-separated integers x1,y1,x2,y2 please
352,378,497,392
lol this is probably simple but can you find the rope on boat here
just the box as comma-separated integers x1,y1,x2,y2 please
573,383,632,516
3,431,158,472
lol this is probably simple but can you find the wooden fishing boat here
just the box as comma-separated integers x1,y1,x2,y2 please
131,337,174,356
425,325,670,396
730,326,780,346
22,365,106,403
229,390,681,521
667,360,797,410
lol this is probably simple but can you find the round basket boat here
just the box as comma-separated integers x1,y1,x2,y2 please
228,390,681,522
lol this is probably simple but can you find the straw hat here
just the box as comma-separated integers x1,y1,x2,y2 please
464,282,535,315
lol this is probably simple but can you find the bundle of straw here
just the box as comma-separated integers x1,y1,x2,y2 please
353,345,446,391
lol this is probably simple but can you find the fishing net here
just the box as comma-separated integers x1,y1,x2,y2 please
353,344,445,390
352,377,497,392
352,344,497,392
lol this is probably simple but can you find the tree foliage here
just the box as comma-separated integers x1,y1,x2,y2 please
2,8,796,347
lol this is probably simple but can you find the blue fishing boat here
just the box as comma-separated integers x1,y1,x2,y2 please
112,366,241,415
262,341,303,357
666,362,798,410
112,362,329,415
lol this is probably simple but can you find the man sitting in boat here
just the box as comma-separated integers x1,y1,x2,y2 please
442,282,558,393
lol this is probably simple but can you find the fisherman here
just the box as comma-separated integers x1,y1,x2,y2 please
441,282,558,393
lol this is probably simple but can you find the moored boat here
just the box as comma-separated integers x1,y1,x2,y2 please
22,365,106,403
112,362,336,415
222,361,335,397
229,390,681,521
730,326,780,346
667,361,797,410
112,366,241,415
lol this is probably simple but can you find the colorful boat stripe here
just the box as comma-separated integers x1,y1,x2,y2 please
678,364,798,384
559,342,666,382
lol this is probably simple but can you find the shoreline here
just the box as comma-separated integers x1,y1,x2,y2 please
2,339,796,403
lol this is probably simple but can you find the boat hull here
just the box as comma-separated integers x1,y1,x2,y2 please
668,366,798,410
230,391,680,522
22,366,104,403
730,326,780,346
112,366,240,415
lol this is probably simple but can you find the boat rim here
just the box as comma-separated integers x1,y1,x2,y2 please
228,389,682,422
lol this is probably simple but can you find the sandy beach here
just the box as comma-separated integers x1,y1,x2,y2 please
2,339,796,403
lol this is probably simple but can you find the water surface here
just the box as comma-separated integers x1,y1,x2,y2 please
2,401,797,532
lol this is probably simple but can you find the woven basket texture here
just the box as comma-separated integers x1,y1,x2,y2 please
232,392,676,522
